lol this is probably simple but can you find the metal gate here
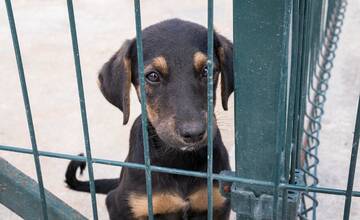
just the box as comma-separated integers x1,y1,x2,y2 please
1,0,359,219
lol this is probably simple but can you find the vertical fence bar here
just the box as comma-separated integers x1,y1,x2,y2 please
283,0,297,217
66,1,98,219
233,0,290,219
343,96,360,220
295,1,313,218
293,0,307,172
296,0,311,171
4,1,48,219
233,0,288,188
299,0,348,218
290,0,305,183
303,1,319,218
206,0,214,219
133,1,154,219
273,1,291,219
310,2,325,218
302,0,326,218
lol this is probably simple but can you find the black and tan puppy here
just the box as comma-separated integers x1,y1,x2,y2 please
65,19,234,220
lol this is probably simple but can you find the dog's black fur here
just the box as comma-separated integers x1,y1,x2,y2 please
65,19,234,220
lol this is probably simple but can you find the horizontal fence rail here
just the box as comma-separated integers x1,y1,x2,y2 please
1,0,357,219
1,144,360,198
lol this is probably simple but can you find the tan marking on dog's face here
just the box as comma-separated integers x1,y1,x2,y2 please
188,186,226,211
136,84,159,126
128,193,187,218
144,88,159,124
152,56,168,74
146,103,159,123
193,51,208,72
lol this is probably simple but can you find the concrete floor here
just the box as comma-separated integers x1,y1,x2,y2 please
0,1,359,219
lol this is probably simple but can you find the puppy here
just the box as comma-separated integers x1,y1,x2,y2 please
66,18,234,220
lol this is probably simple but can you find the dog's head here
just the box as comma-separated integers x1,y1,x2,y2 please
98,19,233,150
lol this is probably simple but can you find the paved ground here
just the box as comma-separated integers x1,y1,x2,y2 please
0,1,358,219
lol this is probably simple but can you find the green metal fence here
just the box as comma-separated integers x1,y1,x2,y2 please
1,0,359,219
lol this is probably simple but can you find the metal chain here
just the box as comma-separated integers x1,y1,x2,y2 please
299,0,348,219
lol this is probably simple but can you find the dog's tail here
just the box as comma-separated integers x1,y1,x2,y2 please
65,155,119,194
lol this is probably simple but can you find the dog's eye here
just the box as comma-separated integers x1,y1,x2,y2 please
202,66,208,78
146,71,160,83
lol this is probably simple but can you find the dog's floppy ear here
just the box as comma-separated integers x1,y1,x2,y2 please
98,39,135,125
215,33,234,111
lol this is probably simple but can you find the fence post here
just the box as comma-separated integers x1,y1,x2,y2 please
231,0,297,219
0,158,86,220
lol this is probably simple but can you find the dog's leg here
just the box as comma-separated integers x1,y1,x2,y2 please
213,199,231,220
187,199,230,220
188,208,230,220
106,189,135,220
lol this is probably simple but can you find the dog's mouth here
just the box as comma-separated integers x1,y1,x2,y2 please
149,115,217,151
178,132,208,151
180,146,197,151
156,129,214,152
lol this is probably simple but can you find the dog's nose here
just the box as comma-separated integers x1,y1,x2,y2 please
178,122,206,143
